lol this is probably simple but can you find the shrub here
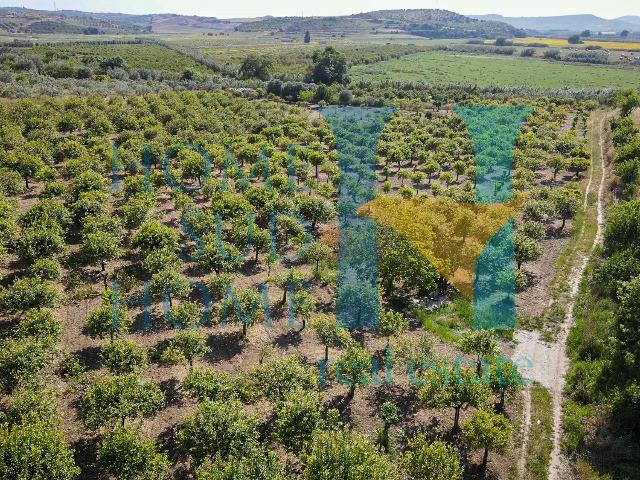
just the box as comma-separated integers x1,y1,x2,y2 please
178,400,259,465
81,375,164,429
402,436,463,480
196,449,287,480
0,338,49,392
274,389,323,452
29,258,61,280
182,367,236,402
15,308,61,343
304,429,398,480
0,423,80,480
97,426,170,480
6,388,58,426
100,339,147,375
250,355,318,402
0,276,59,312
543,49,561,60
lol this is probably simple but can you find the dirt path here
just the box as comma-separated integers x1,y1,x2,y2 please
512,112,608,479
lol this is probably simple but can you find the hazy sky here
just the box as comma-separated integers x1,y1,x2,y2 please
2,0,638,19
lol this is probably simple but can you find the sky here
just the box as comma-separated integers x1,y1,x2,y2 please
2,0,638,20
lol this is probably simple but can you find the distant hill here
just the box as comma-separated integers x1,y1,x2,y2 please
617,16,640,27
237,9,524,38
0,7,238,35
0,7,151,34
470,14,640,34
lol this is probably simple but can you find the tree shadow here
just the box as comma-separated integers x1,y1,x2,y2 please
272,329,303,349
366,384,420,425
327,394,354,425
160,377,182,407
157,425,185,464
72,435,101,480
205,331,244,363
75,345,102,371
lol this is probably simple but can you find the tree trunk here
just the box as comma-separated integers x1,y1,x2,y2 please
242,322,247,337
324,345,329,362
102,273,108,291
348,384,356,398
381,424,390,453
453,406,461,431
481,447,489,476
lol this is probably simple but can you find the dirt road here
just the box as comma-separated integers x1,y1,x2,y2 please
512,111,608,479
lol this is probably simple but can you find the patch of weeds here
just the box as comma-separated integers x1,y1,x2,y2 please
525,383,553,479
540,304,566,342
411,306,461,345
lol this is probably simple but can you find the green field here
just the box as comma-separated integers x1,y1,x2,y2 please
21,42,211,76
350,51,640,88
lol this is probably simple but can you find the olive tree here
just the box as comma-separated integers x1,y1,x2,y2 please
132,221,179,254
303,429,398,480
514,233,542,269
462,409,512,476
310,314,352,362
0,422,80,480
100,339,147,375
181,367,235,402
418,367,490,432
86,301,134,342
402,436,463,480
81,231,120,290
378,310,410,347
0,338,49,392
274,389,322,452
178,399,259,465
336,344,372,398
97,426,170,480
460,330,499,378
0,276,59,313
165,330,210,368
81,375,164,429
196,449,287,480
296,194,336,231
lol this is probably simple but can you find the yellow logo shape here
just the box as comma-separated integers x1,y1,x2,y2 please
359,195,526,301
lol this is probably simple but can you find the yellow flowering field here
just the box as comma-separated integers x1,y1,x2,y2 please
512,37,640,51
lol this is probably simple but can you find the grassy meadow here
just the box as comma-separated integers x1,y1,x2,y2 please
350,50,640,88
